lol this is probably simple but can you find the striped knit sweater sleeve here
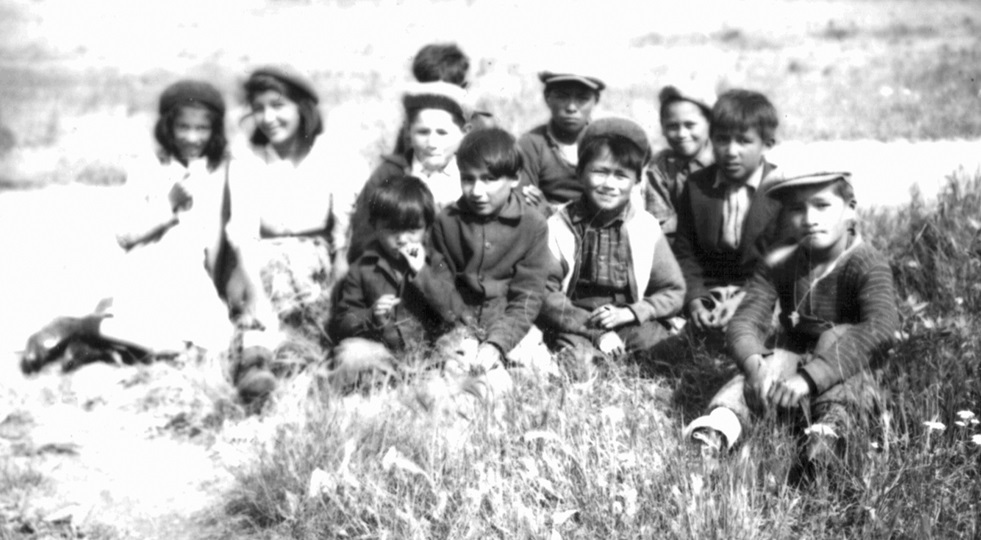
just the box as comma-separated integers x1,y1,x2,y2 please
799,244,899,394
727,263,780,369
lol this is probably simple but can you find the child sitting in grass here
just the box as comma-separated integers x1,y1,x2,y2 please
329,175,470,383
349,82,470,262
673,89,784,335
431,128,553,390
684,171,899,472
518,70,605,210
539,117,686,365
644,83,716,243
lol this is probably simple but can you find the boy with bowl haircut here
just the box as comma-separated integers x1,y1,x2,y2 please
540,117,686,358
517,71,605,209
672,89,784,333
431,128,553,375
644,83,716,242
684,171,899,465
330,176,470,377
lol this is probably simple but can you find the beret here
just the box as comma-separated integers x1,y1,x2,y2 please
658,82,716,114
579,117,651,160
158,79,225,117
402,81,470,121
538,71,605,92
247,65,319,104
766,171,853,198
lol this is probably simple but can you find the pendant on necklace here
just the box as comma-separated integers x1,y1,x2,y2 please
789,311,801,328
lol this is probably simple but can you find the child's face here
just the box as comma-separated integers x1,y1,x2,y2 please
783,183,855,254
581,148,638,215
173,105,213,161
250,90,302,149
376,222,427,263
661,100,710,159
408,109,464,171
545,83,597,135
460,164,518,217
712,127,770,183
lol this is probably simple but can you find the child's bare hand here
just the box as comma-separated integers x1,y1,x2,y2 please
398,242,426,274
521,185,545,207
596,331,626,356
371,294,401,324
688,299,716,332
168,180,193,212
588,305,636,330
768,374,811,409
744,354,780,409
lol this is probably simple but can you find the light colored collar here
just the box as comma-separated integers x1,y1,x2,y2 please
410,154,459,179
713,160,765,191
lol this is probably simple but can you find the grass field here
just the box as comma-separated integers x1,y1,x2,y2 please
2,0,981,538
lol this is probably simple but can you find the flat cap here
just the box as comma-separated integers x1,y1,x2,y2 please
658,82,716,114
579,117,651,160
766,171,853,198
538,71,605,92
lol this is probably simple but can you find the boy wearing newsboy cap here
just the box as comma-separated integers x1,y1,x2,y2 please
684,170,899,479
540,117,686,368
517,70,605,211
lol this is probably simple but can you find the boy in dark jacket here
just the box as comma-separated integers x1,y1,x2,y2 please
684,171,899,472
330,176,469,381
673,89,784,334
431,128,553,388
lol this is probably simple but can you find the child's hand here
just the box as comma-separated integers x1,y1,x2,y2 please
588,305,636,330
768,374,811,409
168,180,193,212
521,185,545,207
596,331,626,356
744,353,780,410
688,299,716,331
371,294,401,324
398,242,426,274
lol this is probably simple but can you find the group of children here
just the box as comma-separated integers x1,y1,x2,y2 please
21,41,901,471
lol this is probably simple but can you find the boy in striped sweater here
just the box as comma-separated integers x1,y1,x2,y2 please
684,171,899,469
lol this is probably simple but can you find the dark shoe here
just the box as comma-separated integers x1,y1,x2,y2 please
21,316,101,374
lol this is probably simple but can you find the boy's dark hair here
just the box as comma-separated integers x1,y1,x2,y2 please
710,89,778,146
412,43,470,87
455,128,523,178
368,175,436,231
245,73,323,158
576,135,647,181
154,103,227,171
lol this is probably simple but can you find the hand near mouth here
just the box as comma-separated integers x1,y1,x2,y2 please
398,242,426,274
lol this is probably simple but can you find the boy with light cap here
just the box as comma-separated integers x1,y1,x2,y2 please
644,82,716,242
684,170,899,475
540,117,686,367
517,71,605,210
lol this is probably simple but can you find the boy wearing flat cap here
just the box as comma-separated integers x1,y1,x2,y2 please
684,171,899,474
517,71,605,210
540,117,686,366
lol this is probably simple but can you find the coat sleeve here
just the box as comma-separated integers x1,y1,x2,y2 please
629,233,686,322
485,219,551,353
408,249,472,325
537,234,604,342
800,255,900,394
727,263,779,370
516,134,541,190
672,180,710,307
328,264,377,342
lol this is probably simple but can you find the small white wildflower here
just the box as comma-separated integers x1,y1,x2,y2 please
955,297,965,306
955,421,968,428
804,423,839,438
972,434,981,447
870,441,880,450
922,421,946,432
879,85,895,98
956,410,976,421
